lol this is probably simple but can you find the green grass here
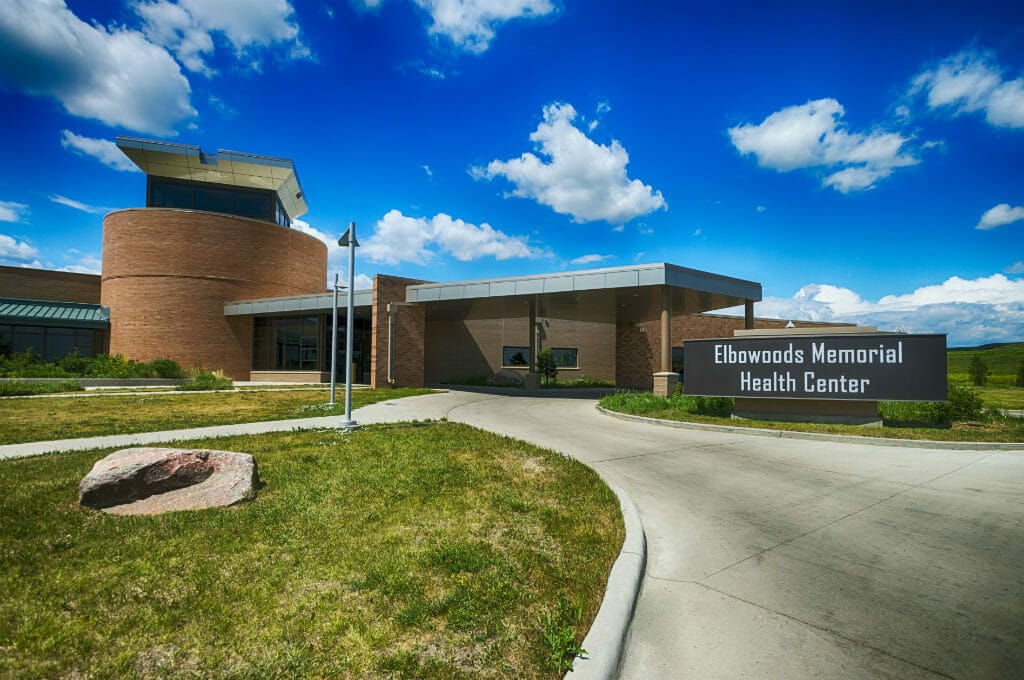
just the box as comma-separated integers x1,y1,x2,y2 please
540,378,616,389
970,386,1024,410
947,342,1024,387
0,388,434,445
599,391,1024,443
0,423,624,678
0,380,84,397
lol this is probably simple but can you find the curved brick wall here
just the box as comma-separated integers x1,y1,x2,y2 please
102,209,327,378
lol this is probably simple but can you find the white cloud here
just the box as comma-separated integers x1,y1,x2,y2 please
693,228,702,237
1006,261,1024,274
722,274,1024,347
361,209,540,265
756,205,766,213
475,102,667,225
50,195,105,215
0,234,39,261
291,219,373,289
0,201,29,223
911,50,1024,129
728,98,919,193
132,0,309,76
421,164,433,177
60,131,141,173
976,203,1024,230
60,253,102,275
570,254,610,266
412,0,555,54
0,0,195,135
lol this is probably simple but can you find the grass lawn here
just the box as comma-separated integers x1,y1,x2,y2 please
599,392,1024,443
0,423,623,678
969,386,1024,410
0,388,433,446
947,342,1024,387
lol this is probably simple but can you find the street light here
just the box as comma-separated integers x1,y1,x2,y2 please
337,222,359,430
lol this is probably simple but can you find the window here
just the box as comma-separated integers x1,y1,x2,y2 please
551,347,578,369
234,190,272,221
502,346,530,367
0,324,11,355
151,180,193,209
46,328,77,359
672,347,685,375
194,186,233,213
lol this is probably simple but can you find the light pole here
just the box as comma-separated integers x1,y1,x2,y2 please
329,272,339,406
338,222,359,430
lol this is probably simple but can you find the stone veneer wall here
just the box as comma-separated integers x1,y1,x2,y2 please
101,208,327,379
370,274,427,388
0,264,102,304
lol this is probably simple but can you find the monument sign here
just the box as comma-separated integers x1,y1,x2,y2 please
684,333,947,402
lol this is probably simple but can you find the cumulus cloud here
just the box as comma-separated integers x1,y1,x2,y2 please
569,254,610,266
132,0,309,76
291,219,372,289
60,131,141,172
722,274,1024,347
0,0,195,135
412,0,555,54
361,209,540,265
0,234,39,262
728,98,919,193
1006,261,1024,274
50,195,105,214
475,102,667,225
976,203,1024,230
911,49,1024,128
0,201,29,223
60,253,103,275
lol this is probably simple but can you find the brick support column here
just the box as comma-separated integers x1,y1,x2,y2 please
744,300,755,329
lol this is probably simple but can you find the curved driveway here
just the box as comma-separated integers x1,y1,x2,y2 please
362,390,1024,680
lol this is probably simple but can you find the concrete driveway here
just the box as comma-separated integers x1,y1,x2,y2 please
367,390,1024,680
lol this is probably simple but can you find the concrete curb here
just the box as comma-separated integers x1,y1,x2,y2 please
564,484,646,680
597,406,1024,451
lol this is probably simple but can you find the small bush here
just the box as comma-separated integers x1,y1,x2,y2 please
57,351,92,376
968,356,990,386
947,384,985,421
880,384,985,426
0,380,84,396
1016,361,1024,388
148,358,184,379
176,370,233,391
536,348,558,385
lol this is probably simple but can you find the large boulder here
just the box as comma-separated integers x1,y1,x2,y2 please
78,447,259,515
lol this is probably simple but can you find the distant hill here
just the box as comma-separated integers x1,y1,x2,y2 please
947,342,1024,387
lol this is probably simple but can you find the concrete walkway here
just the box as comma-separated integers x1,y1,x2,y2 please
3,390,1023,679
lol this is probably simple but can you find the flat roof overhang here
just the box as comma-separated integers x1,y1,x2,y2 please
0,298,110,329
117,136,308,220
406,262,762,322
224,290,373,319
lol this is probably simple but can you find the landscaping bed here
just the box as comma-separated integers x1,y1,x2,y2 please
0,423,624,678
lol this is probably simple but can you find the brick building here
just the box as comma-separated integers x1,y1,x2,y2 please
1,137,847,393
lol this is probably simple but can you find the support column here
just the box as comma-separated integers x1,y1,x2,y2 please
744,299,755,330
525,296,540,390
653,285,678,397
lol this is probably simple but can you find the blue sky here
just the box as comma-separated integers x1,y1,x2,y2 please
1,0,1023,346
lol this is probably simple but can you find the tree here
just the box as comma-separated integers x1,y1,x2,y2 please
1016,361,1024,388
536,348,558,385
968,356,990,386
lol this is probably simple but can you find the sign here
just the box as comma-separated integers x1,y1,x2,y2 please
683,334,947,401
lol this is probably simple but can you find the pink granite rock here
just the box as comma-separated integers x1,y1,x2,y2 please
78,447,259,515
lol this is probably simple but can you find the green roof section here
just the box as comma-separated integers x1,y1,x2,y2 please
0,298,110,329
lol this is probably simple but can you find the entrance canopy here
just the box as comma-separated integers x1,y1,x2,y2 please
405,262,761,322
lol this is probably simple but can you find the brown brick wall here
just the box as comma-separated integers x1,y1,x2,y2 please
371,274,428,388
101,209,327,379
0,265,101,303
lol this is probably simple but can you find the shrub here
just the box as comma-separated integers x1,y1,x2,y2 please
0,349,72,378
176,370,233,391
536,348,558,385
947,384,985,421
880,384,984,426
57,351,92,376
1017,361,1024,388
86,354,134,379
968,356,990,386
148,358,184,379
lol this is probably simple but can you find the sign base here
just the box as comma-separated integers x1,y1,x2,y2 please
733,397,881,427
